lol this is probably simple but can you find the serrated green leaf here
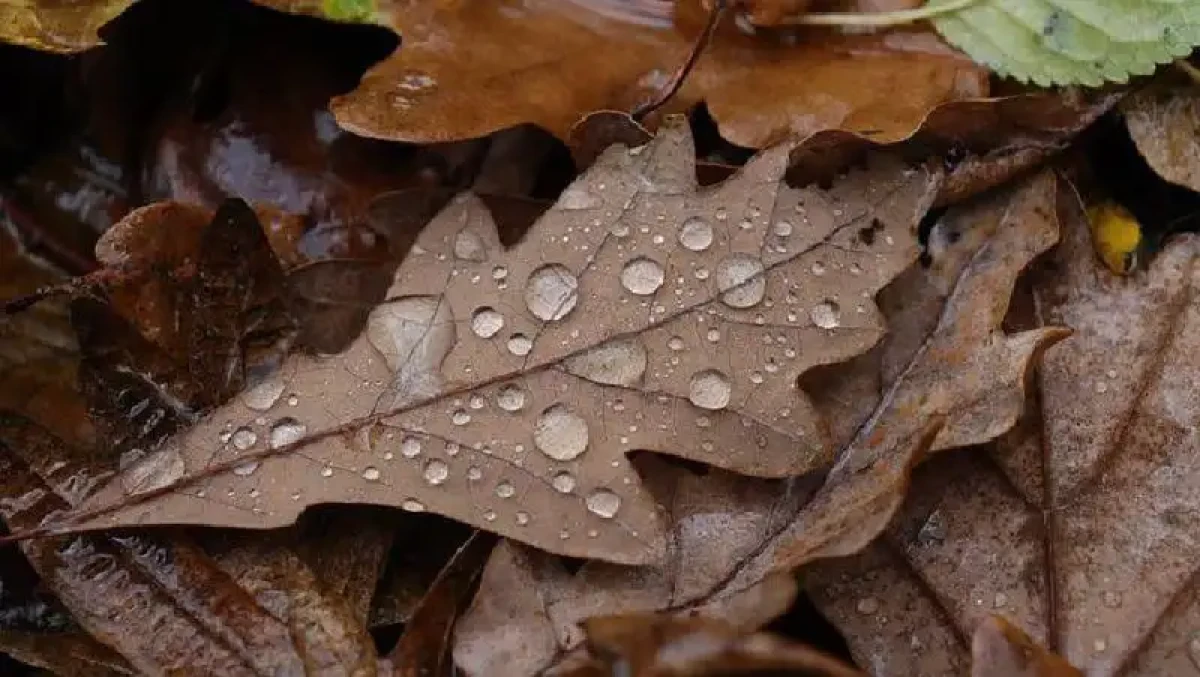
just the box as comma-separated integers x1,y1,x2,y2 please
930,0,1200,86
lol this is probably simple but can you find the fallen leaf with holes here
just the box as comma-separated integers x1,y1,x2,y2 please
804,179,1200,676
46,118,939,566
255,0,986,148
0,0,134,52
450,171,1064,676
1122,74,1200,193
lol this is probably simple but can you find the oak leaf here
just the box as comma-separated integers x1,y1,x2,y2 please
254,0,987,147
1122,75,1200,193
805,179,1200,675
0,0,133,52
450,171,1065,676
45,118,939,566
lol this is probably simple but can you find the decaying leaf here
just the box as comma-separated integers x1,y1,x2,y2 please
1122,76,1200,193
253,0,986,147
450,171,1064,675
971,616,1081,677
805,179,1200,675
45,118,940,566
0,0,134,52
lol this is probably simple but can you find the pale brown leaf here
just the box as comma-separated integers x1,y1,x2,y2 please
971,616,1081,677
1123,76,1200,192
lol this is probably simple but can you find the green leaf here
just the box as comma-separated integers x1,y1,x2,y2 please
929,0,1200,86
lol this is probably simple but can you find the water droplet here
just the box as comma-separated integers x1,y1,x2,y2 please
773,221,793,237
1103,590,1122,608
716,255,767,308
400,436,422,458
856,597,879,615
242,377,285,411
586,489,621,518
679,216,714,251
507,334,533,356
1093,639,1107,653
564,338,647,386
468,395,486,410
810,261,826,276
810,300,841,329
1095,381,1108,394
496,385,527,412
525,264,579,321
451,409,472,426
552,471,576,493
558,185,600,210
232,460,260,477
470,307,505,338
286,394,299,406
667,336,685,351
453,230,486,261
516,511,531,525
467,466,483,481
321,466,334,478
706,328,720,342
231,427,258,450
121,449,185,494
402,499,425,512
424,460,450,485
534,405,590,461
496,481,516,498
269,418,307,449
362,466,381,481
621,257,665,296
689,370,732,410
750,372,764,384
483,509,497,522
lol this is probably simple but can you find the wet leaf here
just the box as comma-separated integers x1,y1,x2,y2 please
1122,77,1200,193
0,1,134,53
971,616,1081,677
930,0,1200,87
49,118,940,566
256,0,986,147
451,170,1063,675
0,629,135,676
804,178,1200,675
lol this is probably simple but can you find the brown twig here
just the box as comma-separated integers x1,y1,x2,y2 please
631,0,728,121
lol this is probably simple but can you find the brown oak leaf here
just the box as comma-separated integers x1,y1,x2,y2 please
0,0,133,52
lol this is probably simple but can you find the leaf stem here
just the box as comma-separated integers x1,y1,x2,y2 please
631,0,727,121
780,0,977,27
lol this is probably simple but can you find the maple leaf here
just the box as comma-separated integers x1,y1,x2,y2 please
252,0,987,147
804,179,1200,675
40,118,939,566
0,0,134,52
450,171,1065,675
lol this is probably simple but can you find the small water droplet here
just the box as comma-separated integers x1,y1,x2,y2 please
495,481,516,498
516,511,530,525
586,489,621,518
1093,638,1107,653
667,336,685,351
689,370,732,410
424,459,450,485
286,394,299,406
810,300,841,329
706,328,721,342
483,509,497,522
810,261,826,276
362,466,381,481
242,377,286,411
750,372,764,384
232,460,260,477
470,307,505,338
564,338,647,386
467,466,483,481
621,257,665,296
678,216,714,251
773,221,793,237
451,409,472,426
715,254,767,308
1095,381,1108,394
525,264,579,321
507,334,533,356
496,385,527,412
401,436,422,458
468,395,486,410
534,405,590,461
402,499,425,512
856,597,879,615
232,427,258,450
321,466,334,478
269,418,307,449
552,471,576,493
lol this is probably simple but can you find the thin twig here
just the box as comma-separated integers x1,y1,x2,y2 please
632,0,728,121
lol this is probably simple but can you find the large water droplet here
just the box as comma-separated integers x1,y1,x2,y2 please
231,427,258,450
121,449,184,494
620,257,665,296
564,338,647,386
400,436,422,458
716,255,766,308
552,471,576,493
495,481,516,499
558,185,600,210
678,216,714,251
242,377,285,411
534,405,590,461
424,459,450,485
269,418,307,449
586,489,621,518
507,334,533,356
810,300,841,329
362,466,381,481
525,264,579,322
689,370,732,410
470,307,505,338
232,460,260,477
496,385,527,412
453,230,486,261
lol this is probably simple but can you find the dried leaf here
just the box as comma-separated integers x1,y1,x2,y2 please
452,170,1063,675
0,629,135,676
971,616,1081,677
51,119,939,567
805,179,1200,675
254,0,986,147
1122,77,1200,193
0,0,133,52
